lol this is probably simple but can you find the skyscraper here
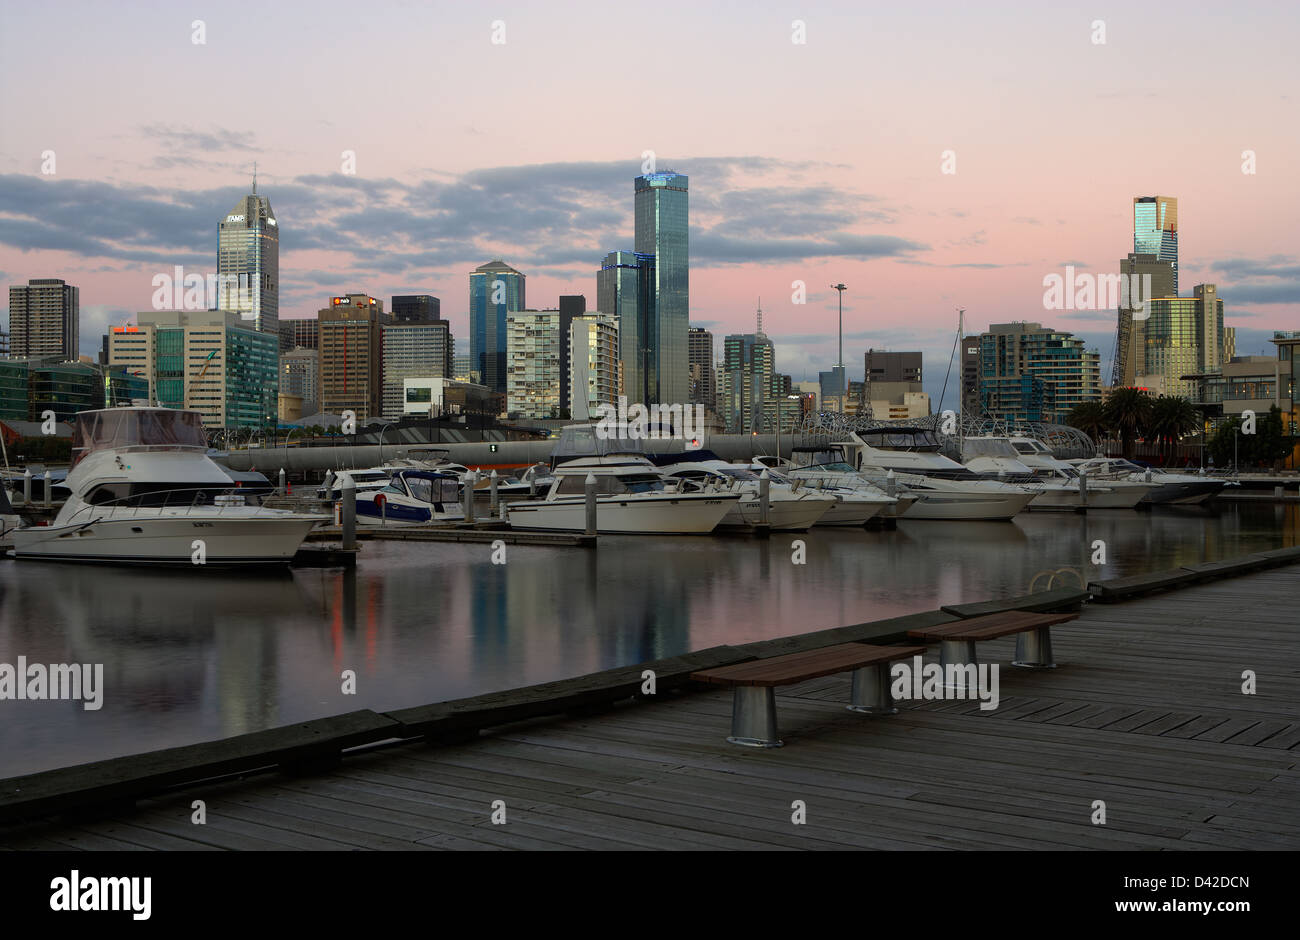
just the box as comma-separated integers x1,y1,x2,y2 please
688,327,715,408
597,250,654,404
8,278,78,359
1133,196,1178,295
319,294,388,421
381,320,453,419
217,179,279,335
634,171,689,405
1141,285,1226,398
469,260,525,394
392,295,442,323
556,295,587,415
1113,251,1176,387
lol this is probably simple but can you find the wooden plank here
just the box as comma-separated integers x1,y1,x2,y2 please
691,644,927,687
941,587,1087,617
906,611,1077,641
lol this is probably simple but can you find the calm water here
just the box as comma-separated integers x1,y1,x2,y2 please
1,502,1296,776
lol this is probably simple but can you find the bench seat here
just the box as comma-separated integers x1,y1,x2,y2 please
907,610,1078,671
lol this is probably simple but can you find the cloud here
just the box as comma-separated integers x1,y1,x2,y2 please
137,124,257,153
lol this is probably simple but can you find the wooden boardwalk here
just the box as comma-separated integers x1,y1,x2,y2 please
3,566,1298,850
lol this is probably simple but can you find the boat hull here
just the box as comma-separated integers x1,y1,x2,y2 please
11,514,320,566
507,494,737,534
719,496,835,531
903,490,1036,521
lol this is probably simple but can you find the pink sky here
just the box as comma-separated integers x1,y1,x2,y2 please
1,0,1296,403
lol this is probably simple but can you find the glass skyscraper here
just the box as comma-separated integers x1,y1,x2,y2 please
1133,196,1178,296
217,182,279,335
634,172,689,405
597,250,654,404
469,260,525,394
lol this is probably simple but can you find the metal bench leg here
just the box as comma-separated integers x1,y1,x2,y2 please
848,662,898,715
1012,627,1056,668
727,687,783,748
939,639,979,694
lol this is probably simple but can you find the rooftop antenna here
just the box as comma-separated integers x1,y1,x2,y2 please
252,161,257,195
756,297,763,337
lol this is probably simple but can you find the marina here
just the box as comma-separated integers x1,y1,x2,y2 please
2,550,1297,849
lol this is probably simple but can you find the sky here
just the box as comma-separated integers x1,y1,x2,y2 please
1,0,1297,410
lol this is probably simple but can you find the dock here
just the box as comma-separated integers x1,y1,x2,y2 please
2,550,1297,850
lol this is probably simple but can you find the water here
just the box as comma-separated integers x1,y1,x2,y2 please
1,502,1295,777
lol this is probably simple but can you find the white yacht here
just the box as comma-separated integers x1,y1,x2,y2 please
1069,456,1228,505
812,430,1037,521
960,436,1123,512
11,408,321,565
506,456,738,534
750,453,906,525
317,467,392,500
657,460,836,531
1008,437,1151,508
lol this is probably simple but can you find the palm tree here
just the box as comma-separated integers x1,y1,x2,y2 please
1103,387,1153,460
1066,401,1107,449
1148,395,1201,464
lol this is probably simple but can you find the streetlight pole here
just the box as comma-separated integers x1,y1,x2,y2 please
830,283,847,411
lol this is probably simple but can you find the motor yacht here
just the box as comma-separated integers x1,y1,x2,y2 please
506,455,738,534
750,453,906,524
356,469,465,524
1068,456,1228,505
657,460,836,531
11,408,320,565
1008,437,1151,508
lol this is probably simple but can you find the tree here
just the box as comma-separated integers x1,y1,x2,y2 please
1148,395,1201,463
1207,406,1293,469
1103,387,1153,459
1066,401,1107,445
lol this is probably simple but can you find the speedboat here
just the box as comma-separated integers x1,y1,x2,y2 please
959,436,1123,512
1068,457,1228,505
11,407,320,566
506,455,738,534
750,453,905,525
356,469,464,524
657,460,836,531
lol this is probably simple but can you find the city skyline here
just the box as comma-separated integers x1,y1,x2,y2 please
1,2,1296,411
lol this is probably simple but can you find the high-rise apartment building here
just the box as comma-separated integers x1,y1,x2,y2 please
569,314,620,420
8,278,79,359
318,294,388,421
217,182,278,335
597,250,655,405
976,322,1100,424
555,295,587,415
719,330,777,432
634,171,689,405
960,335,981,415
381,320,453,418
1133,196,1178,296
1113,251,1177,387
505,310,562,419
469,261,525,394
1141,285,1227,399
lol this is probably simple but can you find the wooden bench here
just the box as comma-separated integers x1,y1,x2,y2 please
690,643,927,748
906,610,1078,676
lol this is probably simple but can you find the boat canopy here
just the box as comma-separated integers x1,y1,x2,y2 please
857,428,943,451
962,438,1020,458
72,408,208,466
550,424,647,462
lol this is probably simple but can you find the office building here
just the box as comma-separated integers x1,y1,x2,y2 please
469,260,525,394
381,320,453,418
217,181,278,335
1133,196,1178,295
1140,285,1227,399
597,250,654,405
1112,252,1176,387
0,358,146,422
391,294,441,323
634,171,689,404
864,350,922,385
280,347,319,415
319,294,388,421
8,278,79,360
280,317,319,353
108,310,278,427
961,335,981,415
506,310,563,419
688,327,715,408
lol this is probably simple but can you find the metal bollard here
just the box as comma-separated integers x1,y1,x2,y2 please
279,467,287,497
529,471,538,498
885,469,897,499
22,468,31,506
489,470,499,515
759,469,770,525
1078,470,1088,508
340,475,356,550
585,472,598,536
321,470,335,502
463,471,477,523
43,470,52,509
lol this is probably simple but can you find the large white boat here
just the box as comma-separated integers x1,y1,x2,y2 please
1069,456,1228,505
11,408,321,566
812,430,1037,521
506,456,738,534
749,453,905,525
959,436,1130,512
1008,437,1151,508
657,460,836,531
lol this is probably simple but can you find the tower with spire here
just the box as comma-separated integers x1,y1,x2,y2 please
217,167,278,335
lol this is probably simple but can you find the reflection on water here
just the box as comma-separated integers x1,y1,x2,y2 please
1,502,1295,775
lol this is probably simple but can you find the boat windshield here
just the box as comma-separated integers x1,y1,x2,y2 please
73,409,208,466
1012,441,1045,455
859,430,942,451
406,476,460,504
803,462,857,473
963,439,1020,458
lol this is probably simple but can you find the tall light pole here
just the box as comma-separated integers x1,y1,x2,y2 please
830,283,847,411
